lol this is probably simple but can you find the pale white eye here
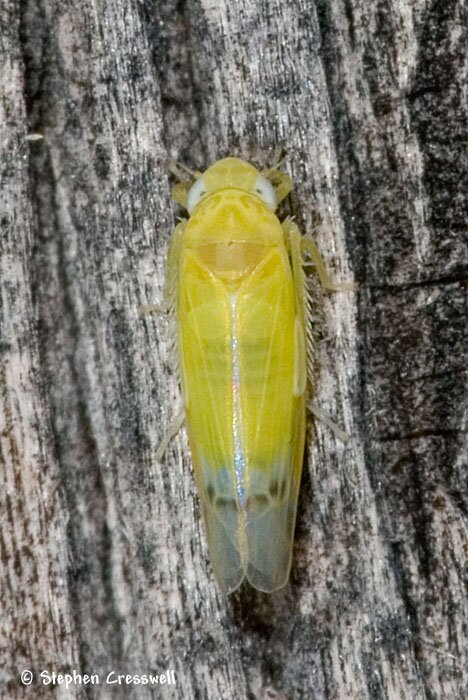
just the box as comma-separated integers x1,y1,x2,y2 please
186,177,207,213
254,175,277,210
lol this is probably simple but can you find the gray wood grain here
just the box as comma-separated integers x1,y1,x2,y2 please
1,0,466,698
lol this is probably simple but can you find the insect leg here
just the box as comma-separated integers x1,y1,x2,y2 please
155,409,185,462
147,221,187,462
138,302,168,316
139,221,186,319
301,235,357,292
307,401,350,442
168,160,202,181
283,220,306,320
282,219,309,403
283,220,351,441
283,220,357,291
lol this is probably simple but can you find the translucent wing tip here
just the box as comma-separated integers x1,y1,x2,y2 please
202,497,244,594
245,492,296,593
200,465,300,594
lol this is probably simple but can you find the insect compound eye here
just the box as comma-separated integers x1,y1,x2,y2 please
253,175,277,210
186,177,208,213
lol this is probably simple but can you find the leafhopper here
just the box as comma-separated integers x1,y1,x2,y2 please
154,157,355,593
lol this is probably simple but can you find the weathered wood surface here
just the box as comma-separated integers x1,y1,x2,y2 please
1,0,466,698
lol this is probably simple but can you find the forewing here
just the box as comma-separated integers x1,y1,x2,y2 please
238,248,306,592
178,249,244,591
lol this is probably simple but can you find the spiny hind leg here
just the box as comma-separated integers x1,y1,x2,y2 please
283,219,326,376
138,221,186,317
283,220,351,442
282,219,309,397
282,219,307,324
141,221,187,460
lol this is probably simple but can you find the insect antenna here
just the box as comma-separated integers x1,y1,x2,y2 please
168,160,201,182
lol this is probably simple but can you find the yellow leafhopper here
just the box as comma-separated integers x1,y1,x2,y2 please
154,156,355,593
